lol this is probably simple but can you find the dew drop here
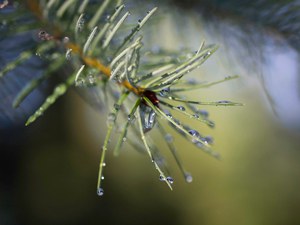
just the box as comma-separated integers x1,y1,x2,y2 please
101,176,105,180
176,106,185,111
55,86,66,95
164,110,172,119
203,51,211,58
87,75,96,85
203,136,214,144
164,134,173,143
166,176,174,184
197,109,209,118
174,119,181,125
65,49,72,60
97,187,104,196
102,162,106,167
107,113,116,125
193,114,200,119
75,78,85,87
185,173,193,183
187,78,197,85
127,114,136,123
63,36,70,43
46,97,55,104
188,129,200,137
189,129,200,143
159,175,165,181
217,100,231,104
159,88,170,97
114,103,121,111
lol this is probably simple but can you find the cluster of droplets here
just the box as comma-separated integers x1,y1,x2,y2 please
75,73,98,87
159,175,174,184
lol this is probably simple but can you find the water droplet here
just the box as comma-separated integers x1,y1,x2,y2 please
63,36,70,43
140,104,156,132
107,113,116,125
38,30,53,41
77,16,85,32
196,109,208,118
164,110,172,119
164,134,173,143
159,175,165,181
127,114,136,123
87,75,96,85
138,19,142,23
55,86,66,95
114,103,121,111
101,176,105,180
159,87,170,97
203,51,211,58
188,129,200,137
102,162,106,167
174,119,181,125
122,137,127,142
185,173,193,183
217,100,231,104
46,97,55,104
193,114,200,119
97,187,104,196
65,48,72,60
166,176,174,184
203,136,214,144
75,78,85,87
189,129,200,143
196,142,203,148
177,106,185,111
187,78,197,85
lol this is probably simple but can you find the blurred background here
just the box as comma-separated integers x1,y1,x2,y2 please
1,0,300,225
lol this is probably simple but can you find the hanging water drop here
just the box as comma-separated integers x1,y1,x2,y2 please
185,173,193,183
97,187,104,196
102,162,106,167
164,134,173,143
101,176,105,180
63,36,70,43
